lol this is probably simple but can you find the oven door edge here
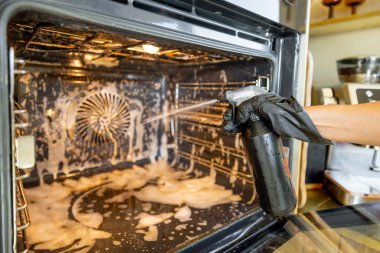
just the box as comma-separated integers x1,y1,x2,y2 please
174,208,281,253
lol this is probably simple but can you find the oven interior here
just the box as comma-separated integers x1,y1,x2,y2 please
9,10,274,252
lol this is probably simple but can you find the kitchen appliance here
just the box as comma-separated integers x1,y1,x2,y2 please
324,81,380,205
308,54,380,191
320,57,380,205
339,82,380,104
337,56,380,84
0,0,310,252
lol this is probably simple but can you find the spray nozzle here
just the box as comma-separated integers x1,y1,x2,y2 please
224,85,268,104
218,93,228,103
219,85,268,124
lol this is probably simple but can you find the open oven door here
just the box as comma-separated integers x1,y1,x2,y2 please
178,201,380,252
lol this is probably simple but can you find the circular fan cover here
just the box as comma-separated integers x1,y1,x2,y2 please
75,92,131,145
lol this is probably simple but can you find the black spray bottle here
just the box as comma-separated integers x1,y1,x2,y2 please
219,85,296,217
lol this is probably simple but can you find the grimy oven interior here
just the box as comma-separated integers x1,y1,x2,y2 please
8,9,279,253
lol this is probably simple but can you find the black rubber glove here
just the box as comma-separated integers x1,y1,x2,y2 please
222,93,332,144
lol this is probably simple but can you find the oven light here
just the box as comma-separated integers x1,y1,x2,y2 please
71,59,82,67
84,54,94,62
142,43,160,54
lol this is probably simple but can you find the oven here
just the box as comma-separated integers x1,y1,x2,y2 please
0,0,310,252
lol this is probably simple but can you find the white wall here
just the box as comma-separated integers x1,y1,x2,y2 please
309,27,380,87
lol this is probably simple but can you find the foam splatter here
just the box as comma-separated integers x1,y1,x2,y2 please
26,160,242,251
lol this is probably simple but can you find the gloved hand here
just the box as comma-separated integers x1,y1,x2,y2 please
222,93,332,144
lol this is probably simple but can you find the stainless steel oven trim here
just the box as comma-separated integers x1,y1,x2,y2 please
0,1,305,251
0,0,286,89
48,0,275,56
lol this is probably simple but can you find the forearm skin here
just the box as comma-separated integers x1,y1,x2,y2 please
305,102,380,146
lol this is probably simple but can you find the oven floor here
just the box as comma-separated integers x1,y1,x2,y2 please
25,160,254,252
82,193,249,252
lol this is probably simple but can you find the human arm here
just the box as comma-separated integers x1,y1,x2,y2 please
222,93,331,144
305,102,380,146
223,92,380,146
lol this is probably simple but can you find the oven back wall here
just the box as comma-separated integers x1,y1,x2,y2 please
18,72,169,184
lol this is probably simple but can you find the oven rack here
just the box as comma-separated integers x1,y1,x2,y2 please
174,130,252,185
177,80,257,88
13,102,32,253
176,111,223,126
175,150,253,185
173,80,262,188
174,80,261,127
176,78,269,93
10,22,251,65
175,133,245,158
12,59,163,82
11,48,32,253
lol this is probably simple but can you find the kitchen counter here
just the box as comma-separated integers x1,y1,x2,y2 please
299,189,341,213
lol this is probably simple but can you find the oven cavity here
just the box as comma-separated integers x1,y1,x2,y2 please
8,10,273,253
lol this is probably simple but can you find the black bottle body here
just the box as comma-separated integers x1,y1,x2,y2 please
242,119,297,217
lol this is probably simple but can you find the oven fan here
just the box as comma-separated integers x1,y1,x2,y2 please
75,92,131,146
